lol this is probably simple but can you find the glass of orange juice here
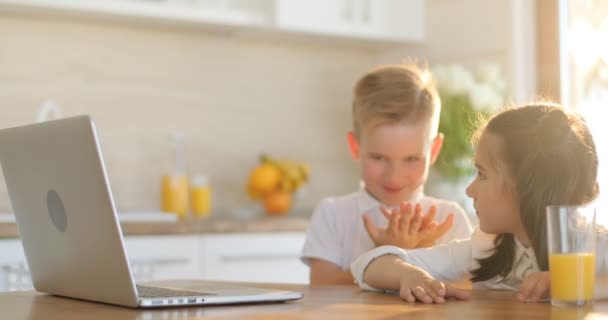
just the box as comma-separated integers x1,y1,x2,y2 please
547,205,596,306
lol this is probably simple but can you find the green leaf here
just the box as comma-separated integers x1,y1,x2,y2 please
435,91,488,181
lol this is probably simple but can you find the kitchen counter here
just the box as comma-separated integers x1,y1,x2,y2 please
0,215,310,239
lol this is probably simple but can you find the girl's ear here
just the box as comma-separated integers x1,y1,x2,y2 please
430,133,444,165
346,131,360,160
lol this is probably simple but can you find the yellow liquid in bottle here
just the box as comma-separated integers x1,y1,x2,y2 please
161,174,189,218
191,185,211,218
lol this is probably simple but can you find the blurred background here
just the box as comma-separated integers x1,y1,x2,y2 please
0,0,605,288
0,0,542,216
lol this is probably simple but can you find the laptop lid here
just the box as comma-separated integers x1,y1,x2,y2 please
0,115,303,308
0,115,139,306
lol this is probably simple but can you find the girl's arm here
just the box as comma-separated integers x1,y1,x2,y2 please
351,236,479,303
363,254,469,303
352,238,475,286
519,225,608,303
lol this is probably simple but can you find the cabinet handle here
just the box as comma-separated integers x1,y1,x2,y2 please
220,254,299,263
340,0,353,22
130,258,190,266
361,0,371,24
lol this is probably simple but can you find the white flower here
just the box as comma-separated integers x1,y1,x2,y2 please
432,64,475,95
475,63,499,85
432,65,449,87
469,83,503,112
491,77,507,94
476,63,507,93
433,63,505,112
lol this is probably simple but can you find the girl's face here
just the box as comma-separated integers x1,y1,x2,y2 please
466,132,522,235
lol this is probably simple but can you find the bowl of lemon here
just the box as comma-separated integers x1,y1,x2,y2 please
246,154,310,216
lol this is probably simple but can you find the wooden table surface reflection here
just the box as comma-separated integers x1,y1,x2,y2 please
2,282,608,320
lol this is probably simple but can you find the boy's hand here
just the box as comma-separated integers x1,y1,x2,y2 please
398,266,470,303
363,202,455,249
518,272,550,303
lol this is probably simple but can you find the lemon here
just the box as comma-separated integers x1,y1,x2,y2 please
248,163,281,195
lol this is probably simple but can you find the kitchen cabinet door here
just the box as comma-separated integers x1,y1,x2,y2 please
275,0,425,43
0,239,31,292
200,232,308,284
123,235,202,282
0,232,308,291
0,0,424,45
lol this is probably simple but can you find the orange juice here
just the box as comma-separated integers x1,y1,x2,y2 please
161,174,189,218
550,253,596,302
191,186,211,218
191,186,210,216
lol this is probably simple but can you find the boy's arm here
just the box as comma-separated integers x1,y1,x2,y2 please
309,258,354,285
301,199,348,284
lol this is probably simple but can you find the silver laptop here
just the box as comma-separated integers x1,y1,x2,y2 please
0,115,303,308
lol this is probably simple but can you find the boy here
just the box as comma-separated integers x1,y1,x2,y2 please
302,63,474,285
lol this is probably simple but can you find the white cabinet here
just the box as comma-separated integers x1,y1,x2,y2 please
275,0,425,43
0,231,308,292
200,232,307,284
123,235,201,282
0,0,271,27
123,232,308,284
0,239,31,292
0,0,425,45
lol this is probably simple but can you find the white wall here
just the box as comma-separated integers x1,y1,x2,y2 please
0,13,383,214
0,1,534,217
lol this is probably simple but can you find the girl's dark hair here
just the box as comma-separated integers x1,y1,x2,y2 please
471,103,599,282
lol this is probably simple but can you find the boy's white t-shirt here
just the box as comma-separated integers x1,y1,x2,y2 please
301,187,474,270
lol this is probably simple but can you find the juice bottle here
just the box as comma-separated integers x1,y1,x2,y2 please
190,175,211,218
161,174,189,218
160,131,189,219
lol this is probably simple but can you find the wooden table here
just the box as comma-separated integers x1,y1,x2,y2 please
1,282,607,320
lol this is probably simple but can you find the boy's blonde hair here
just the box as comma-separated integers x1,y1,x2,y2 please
352,63,440,138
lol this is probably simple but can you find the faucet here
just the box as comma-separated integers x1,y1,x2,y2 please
36,99,62,123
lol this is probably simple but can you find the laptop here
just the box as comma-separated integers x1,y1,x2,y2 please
0,115,303,308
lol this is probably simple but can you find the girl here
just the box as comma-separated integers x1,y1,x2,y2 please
350,103,602,303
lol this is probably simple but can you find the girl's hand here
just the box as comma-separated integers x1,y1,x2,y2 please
398,267,470,303
363,202,454,249
518,272,550,303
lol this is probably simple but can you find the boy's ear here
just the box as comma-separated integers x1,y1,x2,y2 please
346,131,360,160
429,133,444,165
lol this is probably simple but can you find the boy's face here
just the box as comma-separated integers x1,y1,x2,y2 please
466,132,522,235
347,121,443,207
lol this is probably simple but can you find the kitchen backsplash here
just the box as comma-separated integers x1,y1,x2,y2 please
0,13,382,215
0,0,519,217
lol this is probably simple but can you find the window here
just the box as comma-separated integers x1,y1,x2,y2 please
560,0,608,226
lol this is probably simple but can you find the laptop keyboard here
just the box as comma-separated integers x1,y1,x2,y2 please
136,285,213,298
